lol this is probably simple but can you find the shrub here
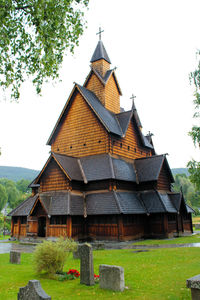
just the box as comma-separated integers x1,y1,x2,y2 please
33,237,77,275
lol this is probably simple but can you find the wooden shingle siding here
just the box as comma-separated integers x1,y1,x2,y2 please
111,120,152,159
92,59,110,77
40,159,69,192
105,75,120,113
157,166,171,191
86,72,105,105
51,93,108,157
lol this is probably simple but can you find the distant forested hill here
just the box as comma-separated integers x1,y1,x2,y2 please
0,166,39,182
171,168,189,177
0,166,189,182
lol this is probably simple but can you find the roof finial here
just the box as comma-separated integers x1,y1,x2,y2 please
96,27,104,41
130,94,136,109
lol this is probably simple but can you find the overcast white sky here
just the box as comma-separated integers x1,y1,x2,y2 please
0,0,199,171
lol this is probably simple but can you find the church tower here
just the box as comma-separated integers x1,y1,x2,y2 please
84,38,122,114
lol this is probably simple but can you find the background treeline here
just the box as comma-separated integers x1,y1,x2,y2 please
0,178,31,212
173,173,200,214
0,179,31,233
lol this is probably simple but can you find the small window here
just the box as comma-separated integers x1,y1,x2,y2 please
128,146,130,151
134,148,137,153
57,147,59,151
140,151,143,155
112,140,115,145
98,140,102,143
83,143,86,147
70,146,73,149
120,143,123,148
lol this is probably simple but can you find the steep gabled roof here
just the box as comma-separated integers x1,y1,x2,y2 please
168,192,195,214
53,153,83,181
31,153,175,187
33,154,71,185
116,108,154,150
47,84,124,146
90,40,111,64
140,190,166,213
77,84,123,136
158,192,177,213
116,110,133,135
8,194,38,216
116,192,147,214
79,154,137,183
135,155,174,183
47,82,153,151
9,188,190,217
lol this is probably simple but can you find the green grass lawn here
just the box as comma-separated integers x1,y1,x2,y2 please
0,235,10,240
0,247,199,299
133,233,200,246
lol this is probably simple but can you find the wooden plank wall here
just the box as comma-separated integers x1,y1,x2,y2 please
88,224,118,238
51,93,108,157
28,217,38,235
48,225,67,237
157,166,171,191
110,120,152,160
19,224,26,237
40,159,69,192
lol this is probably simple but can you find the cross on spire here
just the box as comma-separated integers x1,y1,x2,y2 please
96,27,104,40
130,94,136,109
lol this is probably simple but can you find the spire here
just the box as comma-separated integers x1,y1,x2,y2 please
90,40,111,64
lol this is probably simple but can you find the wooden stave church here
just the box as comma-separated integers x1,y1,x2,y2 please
9,38,194,241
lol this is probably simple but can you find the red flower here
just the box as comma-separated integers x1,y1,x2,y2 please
66,269,80,278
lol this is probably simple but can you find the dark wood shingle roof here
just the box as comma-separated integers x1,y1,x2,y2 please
90,40,111,64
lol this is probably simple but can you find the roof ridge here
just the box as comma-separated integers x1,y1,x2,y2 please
68,191,70,215
135,154,165,161
113,191,122,214
76,84,123,136
52,152,77,159
156,190,167,212
108,155,115,179
77,158,87,184
116,110,132,116
138,192,149,215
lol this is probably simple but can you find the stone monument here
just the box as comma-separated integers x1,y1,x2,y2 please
10,250,21,264
18,280,51,300
99,264,125,292
79,243,94,286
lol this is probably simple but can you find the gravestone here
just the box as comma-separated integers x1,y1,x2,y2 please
18,280,51,300
195,223,200,229
79,243,94,285
10,250,21,264
186,274,200,300
99,264,125,292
